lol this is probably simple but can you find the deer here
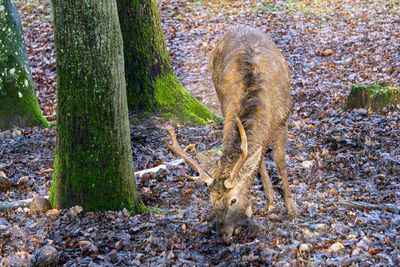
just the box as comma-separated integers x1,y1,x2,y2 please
164,26,296,238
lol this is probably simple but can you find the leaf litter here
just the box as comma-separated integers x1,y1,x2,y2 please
0,0,399,265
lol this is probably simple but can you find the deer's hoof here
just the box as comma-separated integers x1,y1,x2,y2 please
285,198,297,218
267,192,277,203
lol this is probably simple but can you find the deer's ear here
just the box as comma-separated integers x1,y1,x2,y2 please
197,151,221,174
238,147,263,178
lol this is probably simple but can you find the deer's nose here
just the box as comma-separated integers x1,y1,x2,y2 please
217,224,233,238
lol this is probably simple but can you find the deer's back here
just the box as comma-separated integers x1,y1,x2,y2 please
209,26,292,153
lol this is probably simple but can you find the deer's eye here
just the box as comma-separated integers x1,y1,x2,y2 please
230,198,237,205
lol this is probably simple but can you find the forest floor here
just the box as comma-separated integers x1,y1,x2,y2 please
1,0,400,266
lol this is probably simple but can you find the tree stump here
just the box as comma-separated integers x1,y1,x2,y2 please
345,82,400,113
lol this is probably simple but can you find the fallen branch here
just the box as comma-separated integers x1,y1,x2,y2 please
337,200,400,214
134,159,184,179
0,159,185,212
0,196,49,212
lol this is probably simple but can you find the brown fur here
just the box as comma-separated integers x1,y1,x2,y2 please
209,27,292,163
201,26,296,236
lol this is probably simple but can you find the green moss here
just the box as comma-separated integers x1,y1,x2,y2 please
122,187,149,214
365,82,394,98
350,82,397,102
0,56,49,130
152,72,220,125
49,153,61,207
162,112,173,118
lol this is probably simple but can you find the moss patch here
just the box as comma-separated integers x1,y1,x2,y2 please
138,71,221,125
153,72,220,125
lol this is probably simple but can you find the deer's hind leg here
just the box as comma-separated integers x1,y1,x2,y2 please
259,154,276,203
273,126,296,217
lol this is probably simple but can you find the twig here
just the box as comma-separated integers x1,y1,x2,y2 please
337,200,400,214
233,239,261,248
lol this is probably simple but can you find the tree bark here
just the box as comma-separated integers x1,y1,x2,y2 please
49,0,146,213
116,0,218,124
0,0,48,130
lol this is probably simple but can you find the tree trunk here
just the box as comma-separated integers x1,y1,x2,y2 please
116,0,218,124
0,0,48,130
49,0,146,213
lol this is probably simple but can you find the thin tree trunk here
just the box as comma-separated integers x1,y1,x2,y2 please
49,0,146,213
0,0,48,130
117,0,218,124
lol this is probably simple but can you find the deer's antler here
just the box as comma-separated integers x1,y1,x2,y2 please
164,126,214,186
224,117,248,189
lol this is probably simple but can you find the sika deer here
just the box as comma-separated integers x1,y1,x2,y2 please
165,26,296,237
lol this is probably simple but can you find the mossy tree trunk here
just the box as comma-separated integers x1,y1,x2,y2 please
116,0,218,124
0,0,48,130
49,0,146,213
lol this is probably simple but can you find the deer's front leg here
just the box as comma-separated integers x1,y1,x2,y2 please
259,158,276,203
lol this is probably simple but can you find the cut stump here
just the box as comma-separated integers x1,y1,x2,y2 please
345,82,400,113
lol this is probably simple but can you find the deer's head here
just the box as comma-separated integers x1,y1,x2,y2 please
164,118,262,237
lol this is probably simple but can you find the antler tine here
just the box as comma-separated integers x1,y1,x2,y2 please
225,117,248,189
164,126,214,185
